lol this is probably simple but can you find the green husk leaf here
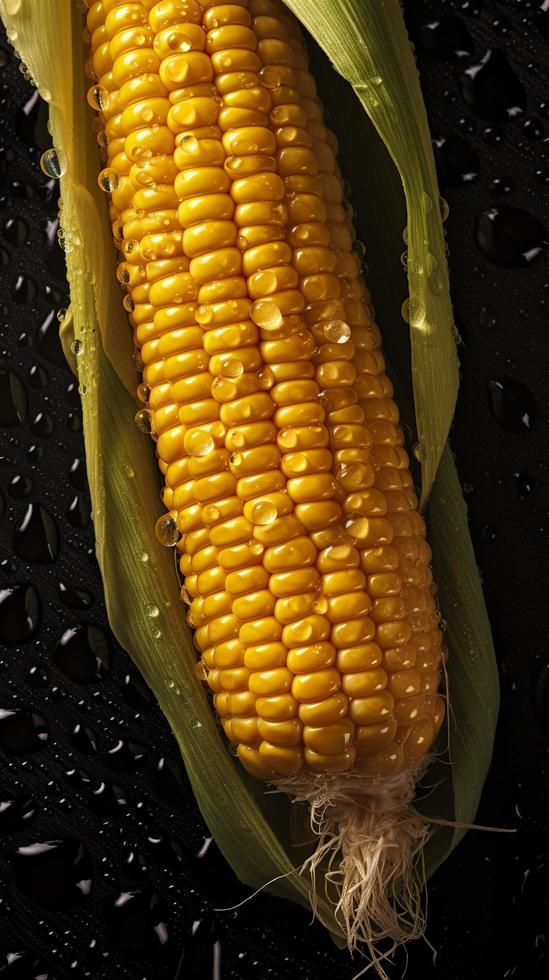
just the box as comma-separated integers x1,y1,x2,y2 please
0,0,497,935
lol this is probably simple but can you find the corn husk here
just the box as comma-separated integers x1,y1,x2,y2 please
0,0,498,942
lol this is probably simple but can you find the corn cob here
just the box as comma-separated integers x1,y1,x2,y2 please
85,0,446,965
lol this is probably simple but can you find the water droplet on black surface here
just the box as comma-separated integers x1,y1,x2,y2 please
536,1,549,41
432,132,480,187
476,206,548,266
13,839,93,908
28,365,49,389
488,175,514,195
53,625,112,682
0,585,41,643
0,245,10,267
183,914,221,980
2,217,28,247
66,494,91,529
121,671,154,710
513,469,538,498
481,125,505,143
534,164,549,184
64,768,128,815
0,144,16,168
0,708,48,754
522,115,544,140
37,309,65,366
416,14,474,59
70,724,98,755
14,503,59,563
0,370,27,426
65,382,80,407
104,890,169,956
105,738,147,770
27,444,45,464
12,273,38,305
58,581,93,610
0,791,37,833
27,665,50,689
460,49,526,121
488,377,536,432
147,836,186,873
16,90,51,155
478,305,497,329
67,411,81,432
0,950,51,979
155,754,191,805
30,412,55,438
68,457,88,491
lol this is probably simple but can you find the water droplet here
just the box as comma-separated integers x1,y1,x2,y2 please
220,358,244,379
66,494,91,528
37,309,65,365
2,216,29,246
14,840,93,908
137,382,150,403
0,790,37,833
184,429,214,457
58,582,94,610
68,457,88,491
31,412,55,438
97,168,119,193
28,364,49,389
40,148,67,179
433,132,480,188
155,754,191,805
476,206,548,267
105,890,169,955
412,442,425,461
14,503,59,563
0,370,27,425
522,115,545,140
0,709,48,755
488,175,514,195
86,85,109,111
322,319,351,344
9,474,33,499
71,723,98,755
488,377,536,433
250,500,277,525
155,513,179,547
122,671,154,710
251,300,283,330
16,90,50,155
53,625,112,682
460,49,526,122
401,296,427,328
258,366,275,389
0,585,41,644
12,273,37,304
478,305,497,329
416,13,474,59
134,408,153,434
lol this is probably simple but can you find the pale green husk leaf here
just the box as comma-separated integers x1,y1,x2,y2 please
0,0,498,937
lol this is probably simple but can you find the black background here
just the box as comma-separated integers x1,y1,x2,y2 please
0,1,548,978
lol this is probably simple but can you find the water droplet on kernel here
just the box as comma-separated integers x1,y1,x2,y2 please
137,382,150,403
250,500,277,525
184,429,214,457
195,304,213,324
323,319,351,344
220,358,243,378
258,366,275,389
251,300,283,330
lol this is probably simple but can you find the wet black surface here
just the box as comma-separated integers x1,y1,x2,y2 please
0,3,548,978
